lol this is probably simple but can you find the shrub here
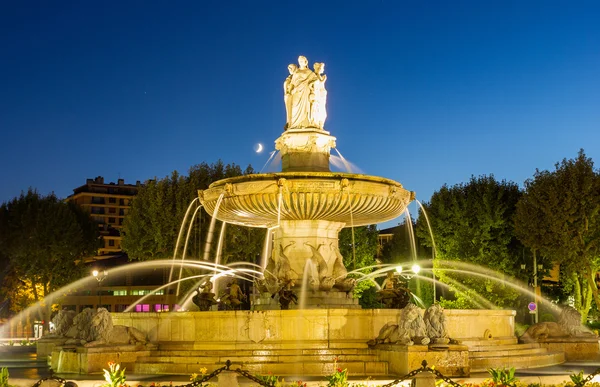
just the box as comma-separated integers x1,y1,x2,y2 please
487,367,518,387
0,367,13,387
102,362,127,387
326,357,348,387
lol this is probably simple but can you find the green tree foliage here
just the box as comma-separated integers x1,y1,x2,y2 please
339,225,378,270
121,160,264,264
0,190,99,316
514,150,600,321
338,225,380,308
379,221,416,264
416,175,524,308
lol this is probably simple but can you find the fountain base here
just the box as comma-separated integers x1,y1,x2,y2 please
252,289,360,310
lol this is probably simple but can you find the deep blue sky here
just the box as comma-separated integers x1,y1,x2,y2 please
1,1,599,228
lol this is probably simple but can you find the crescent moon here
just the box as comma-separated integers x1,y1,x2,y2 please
255,143,263,153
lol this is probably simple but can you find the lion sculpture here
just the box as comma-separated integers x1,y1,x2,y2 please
84,308,148,347
519,306,592,343
368,304,430,346
65,307,96,342
50,310,77,337
56,308,147,347
424,304,450,344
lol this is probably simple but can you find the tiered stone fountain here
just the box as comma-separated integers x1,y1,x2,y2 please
198,79,414,308
45,56,570,378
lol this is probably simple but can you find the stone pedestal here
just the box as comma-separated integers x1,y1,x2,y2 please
217,371,239,387
50,344,156,373
413,372,436,387
272,220,346,283
252,289,359,310
275,129,336,172
37,337,67,357
375,344,470,377
538,337,600,361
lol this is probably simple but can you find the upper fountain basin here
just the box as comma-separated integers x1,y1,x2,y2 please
198,172,414,228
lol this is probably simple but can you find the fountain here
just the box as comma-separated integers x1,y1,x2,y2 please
197,56,413,309
37,55,591,378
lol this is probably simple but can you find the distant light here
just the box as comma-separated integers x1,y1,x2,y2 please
395,266,403,274
255,143,264,153
92,270,99,277
411,264,421,274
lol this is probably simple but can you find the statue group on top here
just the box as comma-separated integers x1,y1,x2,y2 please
284,55,327,130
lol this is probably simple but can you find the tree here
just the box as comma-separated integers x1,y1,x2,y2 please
338,225,380,308
380,219,434,264
339,225,379,270
514,150,600,321
121,160,264,263
416,175,524,308
0,190,100,319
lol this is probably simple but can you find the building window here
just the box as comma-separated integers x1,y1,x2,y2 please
109,240,115,247
108,197,116,204
112,290,127,296
109,207,116,214
135,304,150,312
91,207,105,215
153,304,170,312
131,289,152,296
119,219,124,226
115,304,130,312
92,197,105,204
119,199,125,206
108,217,116,224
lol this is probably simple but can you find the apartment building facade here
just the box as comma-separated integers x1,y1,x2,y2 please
66,176,140,255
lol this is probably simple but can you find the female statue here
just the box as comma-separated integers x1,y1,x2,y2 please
283,63,297,129
310,62,327,129
287,56,317,129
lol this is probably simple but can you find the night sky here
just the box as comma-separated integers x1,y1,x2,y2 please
1,1,599,228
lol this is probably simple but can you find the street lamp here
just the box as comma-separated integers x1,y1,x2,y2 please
395,264,421,280
521,259,543,324
92,269,108,309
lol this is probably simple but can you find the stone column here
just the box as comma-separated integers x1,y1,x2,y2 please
272,219,345,284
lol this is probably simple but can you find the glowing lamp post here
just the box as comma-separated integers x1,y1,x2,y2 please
92,269,108,309
395,264,421,279
521,259,543,324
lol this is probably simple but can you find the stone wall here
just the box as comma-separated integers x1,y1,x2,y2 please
111,308,516,346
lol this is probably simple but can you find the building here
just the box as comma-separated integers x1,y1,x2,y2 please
61,177,179,313
377,226,397,258
58,255,177,313
66,176,140,256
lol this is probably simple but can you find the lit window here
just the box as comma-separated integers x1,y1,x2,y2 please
134,304,150,312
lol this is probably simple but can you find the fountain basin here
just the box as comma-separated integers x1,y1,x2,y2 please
198,172,414,297
103,309,514,376
198,172,414,228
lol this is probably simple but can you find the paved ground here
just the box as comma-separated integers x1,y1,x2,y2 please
2,346,600,387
